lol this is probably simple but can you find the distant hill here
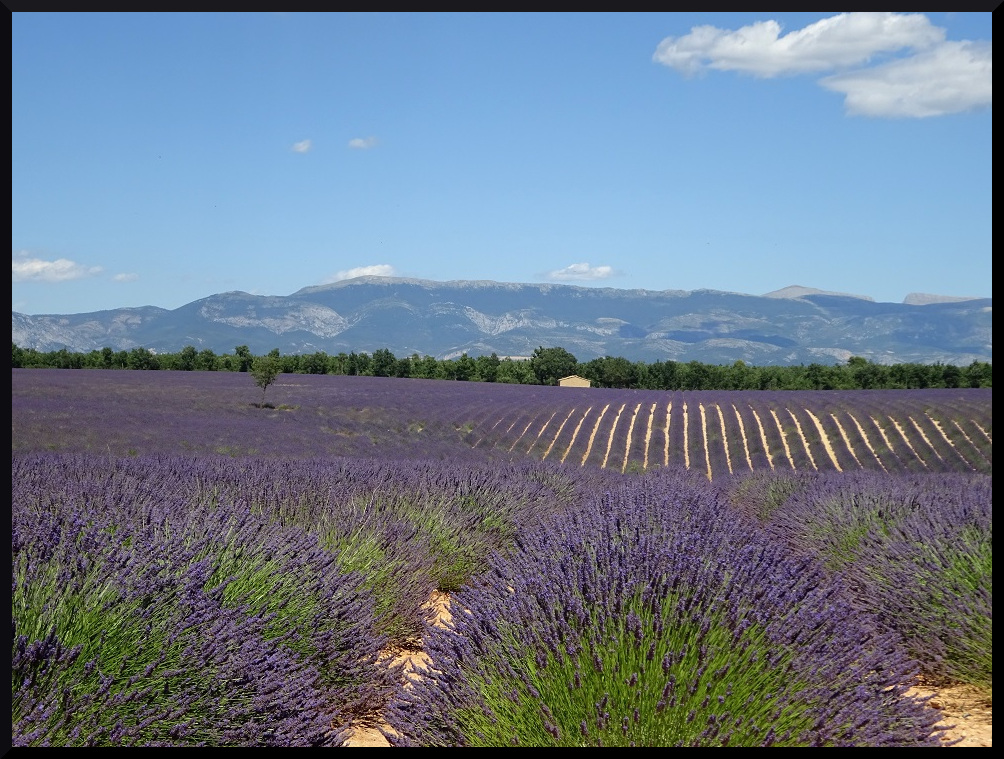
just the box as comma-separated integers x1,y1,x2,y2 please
902,292,985,306
11,277,992,366
762,285,874,301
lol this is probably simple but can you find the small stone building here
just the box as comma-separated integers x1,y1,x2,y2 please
558,374,591,388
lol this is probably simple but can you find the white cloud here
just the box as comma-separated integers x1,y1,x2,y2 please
653,13,990,118
547,263,617,282
112,272,140,283
653,13,943,77
324,264,397,283
348,136,379,150
821,40,992,118
292,139,312,153
12,254,103,282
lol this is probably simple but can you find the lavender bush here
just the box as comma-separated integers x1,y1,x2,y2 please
174,453,613,646
729,470,992,695
858,500,992,693
12,452,396,746
384,471,944,747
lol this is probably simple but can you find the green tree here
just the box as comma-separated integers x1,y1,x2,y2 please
177,345,198,371
474,353,501,382
530,346,578,386
963,360,992,388
409,354,440,379
196,348,218,371
234,345,254,372
496,358,536,384
302,351,329,375
127,347,159,370
453,353,477,381
250,354,281,406
371,348,397,377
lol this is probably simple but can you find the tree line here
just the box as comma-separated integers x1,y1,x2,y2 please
11,342,992,391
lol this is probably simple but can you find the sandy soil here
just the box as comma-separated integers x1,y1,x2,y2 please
343,592,453,748
342,593,991,748
909,681,992,747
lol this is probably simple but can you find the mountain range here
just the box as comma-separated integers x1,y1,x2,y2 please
11,277,992,366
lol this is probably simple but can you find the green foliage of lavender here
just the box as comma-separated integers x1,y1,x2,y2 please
384,471,944,747
728,471,992,696
12,453,398,746
166,453,611,647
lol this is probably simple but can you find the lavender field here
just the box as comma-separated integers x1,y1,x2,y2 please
11,369,992,746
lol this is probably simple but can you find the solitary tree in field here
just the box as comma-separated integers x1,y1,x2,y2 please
250,354,281,406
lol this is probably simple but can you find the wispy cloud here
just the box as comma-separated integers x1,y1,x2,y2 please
291,139,312,153
654,13,943,77
112,272,140,283
348,136,379,150
12,253,103,283
324,264,397,283
821,40,992,118
546,263,617,282
653,13,990,118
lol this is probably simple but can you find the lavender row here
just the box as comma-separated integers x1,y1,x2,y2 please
723,469,992,693
13,452,397,746
464,386,991,478
13,371,991,477
383,470,945,747
12,450,615,651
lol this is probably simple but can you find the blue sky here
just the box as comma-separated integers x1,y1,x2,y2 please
12,12,992,315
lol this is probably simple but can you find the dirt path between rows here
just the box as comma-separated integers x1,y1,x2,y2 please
909,681,992,747
343,592,454,748
342,593,991,747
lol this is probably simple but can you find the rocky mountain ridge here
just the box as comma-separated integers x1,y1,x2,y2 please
12,277,992,366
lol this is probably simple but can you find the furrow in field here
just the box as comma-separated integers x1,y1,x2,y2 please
663,402,672,468
865,414,909,472
542,408,577,461
508,415,539,453
560,407,594,465
938,408,993,470
731,403,754,473
768,408,795,470
888,416,929,469
601,403,627,470
668,400,689,471
813,407,862,472
471,403,521,447
699,403,713,480
909,415,949,466
620,403,643,474
748,406,776,471
642,402,657,470
926,413,978,471
718,402,746,476
828,412,861,469
804,408,841,472
525,410,559,455
682,402,691,471
580,404,611,467
950,419,992,470
786,409,818,471
843,412,887,472
502,412,524,436
716,404,733,476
